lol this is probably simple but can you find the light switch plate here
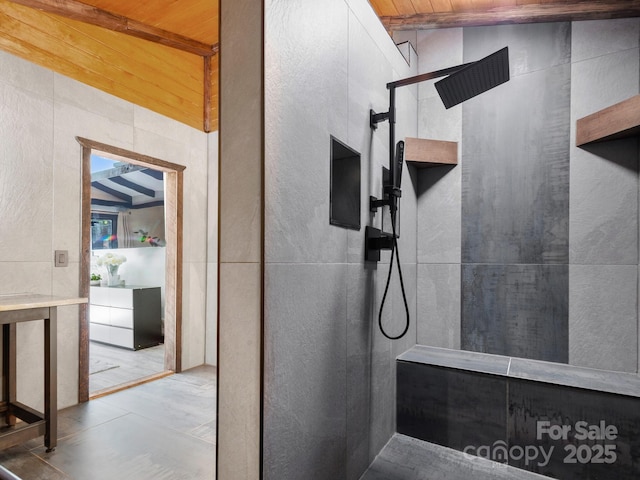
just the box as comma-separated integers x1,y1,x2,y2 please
54,250,69,267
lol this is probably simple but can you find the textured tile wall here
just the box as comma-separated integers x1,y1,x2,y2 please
510,379,640,479
218,0,263,477
459,23,571,362
569,265,637,372
264,264,348,480
397,362,508,452
397,356,640,479
461,63,571,265
417,264,460,349
0,50,214,409
263,1,418,479
461,265,568,362
415,29,463,353
416,28,463,267
415,19,640,373
569,19,640,372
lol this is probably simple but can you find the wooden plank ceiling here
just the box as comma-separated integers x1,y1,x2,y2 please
0,1,638,132
371,0,640,29
0,0,218,131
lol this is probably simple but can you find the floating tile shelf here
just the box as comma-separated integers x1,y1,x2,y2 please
576,94,640,146
404,137,458,168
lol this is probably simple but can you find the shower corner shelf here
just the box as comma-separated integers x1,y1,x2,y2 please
404,137,458,168
576,94,640,146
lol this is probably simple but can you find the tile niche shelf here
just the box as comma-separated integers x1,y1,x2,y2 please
404,137,458,168
576,94,640,146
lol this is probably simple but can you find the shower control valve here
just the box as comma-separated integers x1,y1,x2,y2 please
365,226,395,262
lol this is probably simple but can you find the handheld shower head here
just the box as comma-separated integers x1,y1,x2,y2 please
394,140,404,190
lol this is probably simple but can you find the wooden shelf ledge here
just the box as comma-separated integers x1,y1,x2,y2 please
576,94,640,146
404,137,458,168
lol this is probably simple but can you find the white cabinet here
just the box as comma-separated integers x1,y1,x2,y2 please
89,286,162,350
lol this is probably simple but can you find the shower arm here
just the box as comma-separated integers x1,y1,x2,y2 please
369,62,473,213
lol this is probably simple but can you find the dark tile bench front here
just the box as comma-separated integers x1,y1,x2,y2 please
397,346,640,480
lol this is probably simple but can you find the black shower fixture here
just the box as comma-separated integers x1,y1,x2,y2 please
367,46,510,340
435,47,510,109
369,47,510,217
368,45,510,233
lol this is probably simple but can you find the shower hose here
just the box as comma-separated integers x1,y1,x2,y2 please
378,207,410,340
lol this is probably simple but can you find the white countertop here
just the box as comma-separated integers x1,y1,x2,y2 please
0,294,88,312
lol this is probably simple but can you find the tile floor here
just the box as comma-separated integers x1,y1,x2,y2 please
361,434,551,480
89,341,165,394
0,365,216,480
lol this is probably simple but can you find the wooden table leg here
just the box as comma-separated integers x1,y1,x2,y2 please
44,307,57,452
2,324,16,427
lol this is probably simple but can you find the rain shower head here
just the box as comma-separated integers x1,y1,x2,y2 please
435,47,510,109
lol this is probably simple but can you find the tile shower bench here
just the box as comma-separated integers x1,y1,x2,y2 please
397,345,640,480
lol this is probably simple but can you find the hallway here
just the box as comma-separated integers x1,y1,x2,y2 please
0,366,216,479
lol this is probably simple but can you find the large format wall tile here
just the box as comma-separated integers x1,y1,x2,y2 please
463,23,571,77
509,379,640,479
397,362,507,452
570,49,639,125
396,351,640,479
462,63,570,265
570,48,639,266
55,74,133,126
0,50,53,98
417,264,460,349
569,265,637,373
572,18,640,64
462,264,568,362
391,262,418,360
346,265,376,480
0,262,51,294
265,0,349,265
416,28,463,98
0,82,54,263
346,9,416,266
416,29,462,265
569,139,638,265
264,263,348,480
346,264,398,479
263,2,418,479
417,165,461,264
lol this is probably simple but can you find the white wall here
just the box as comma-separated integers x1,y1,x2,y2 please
0,50,217,410
91,247,167,315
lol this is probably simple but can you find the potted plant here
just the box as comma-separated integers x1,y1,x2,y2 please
90,273,101,286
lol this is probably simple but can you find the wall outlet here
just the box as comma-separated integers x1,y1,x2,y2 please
54,250,69,267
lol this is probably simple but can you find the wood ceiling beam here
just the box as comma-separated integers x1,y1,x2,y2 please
381,1,640,30
204,55,212,133
7,0,219,56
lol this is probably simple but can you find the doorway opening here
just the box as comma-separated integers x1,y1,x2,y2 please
77,137,186,402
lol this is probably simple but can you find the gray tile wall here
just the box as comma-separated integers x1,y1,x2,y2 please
415,29,463,352
461,265,568,363
569,19,640,373
263,1,418,479
460,24,571,362
417,19,640,371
